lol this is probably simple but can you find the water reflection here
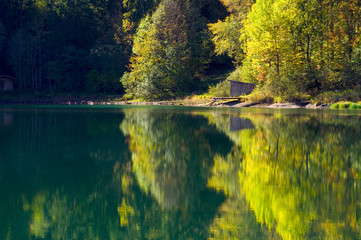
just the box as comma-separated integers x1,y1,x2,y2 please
119,108,233,238
229,116,254,131
0,111,13,127
1,107,361,239
205,111,361,239
0,108,130,239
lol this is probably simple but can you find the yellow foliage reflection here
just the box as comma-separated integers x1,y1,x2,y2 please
118,198,135,227
28,193,50,239
205,111,361,239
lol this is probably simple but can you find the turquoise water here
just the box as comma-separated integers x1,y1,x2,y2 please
1,106,361,239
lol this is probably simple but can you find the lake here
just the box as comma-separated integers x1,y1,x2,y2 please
1,106,361,239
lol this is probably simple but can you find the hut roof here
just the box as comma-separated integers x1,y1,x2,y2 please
0,75,15,81
227,80,256,85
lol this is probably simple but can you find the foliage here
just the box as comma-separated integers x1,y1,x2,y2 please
208,0,254,64
121,0,215,100
2,0,361,99
313,89,361,104
330,101,361,109
0,0,158,93
245,88,274,103
349,103,361,109
209,0,361,101
208,80,230,97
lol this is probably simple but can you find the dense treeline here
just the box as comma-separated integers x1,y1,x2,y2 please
1,0,361,100
0,0,227,95
210,0,361,101
0,0,164,93
1,0,126,92
121,0,228,99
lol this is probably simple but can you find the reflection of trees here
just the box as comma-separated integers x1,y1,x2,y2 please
120,108,233,238
205,112,361,240
208,148,280,240
0,107,235,240
0,109,129,182
121,109,232,210
3,108,361,239
0,109,130,239
209,197,280,240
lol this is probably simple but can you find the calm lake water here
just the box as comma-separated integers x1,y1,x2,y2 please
1,106,361,239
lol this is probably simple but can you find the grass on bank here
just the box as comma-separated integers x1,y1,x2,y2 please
330,101,361,109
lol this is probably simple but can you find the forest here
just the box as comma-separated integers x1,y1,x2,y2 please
1,0,361,101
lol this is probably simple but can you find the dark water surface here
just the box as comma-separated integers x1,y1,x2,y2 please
1,106,361,239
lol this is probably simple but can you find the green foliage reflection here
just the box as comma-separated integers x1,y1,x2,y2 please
205,111,361,239
119,108,234,238
2,108,361,239
121,109,232,209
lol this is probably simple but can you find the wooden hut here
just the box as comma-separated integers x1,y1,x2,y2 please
228,80,255,97
0,75,15,92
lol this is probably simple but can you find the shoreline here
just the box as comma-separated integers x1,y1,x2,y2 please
0,96,329,109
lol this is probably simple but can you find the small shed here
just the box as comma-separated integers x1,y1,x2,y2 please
0,75,15,92
228,80,255,97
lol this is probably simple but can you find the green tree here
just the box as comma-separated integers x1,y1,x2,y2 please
208,0,254,64
122,0,214,99
209,0,361,100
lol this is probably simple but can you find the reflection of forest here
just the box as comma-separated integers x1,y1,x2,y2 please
2,108,361,239
0,109,131,239
0,108,237,240
120,108,233,238
205,112,361,239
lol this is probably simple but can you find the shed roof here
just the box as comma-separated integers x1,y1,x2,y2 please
227,80,256,85
0,75,16,81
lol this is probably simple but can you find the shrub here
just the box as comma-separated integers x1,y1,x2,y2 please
315,89,361,104
339,101,352,109
246,88,274,103
349,103,361,109
330,101,361,109
208,80,230,97
329,103,339,109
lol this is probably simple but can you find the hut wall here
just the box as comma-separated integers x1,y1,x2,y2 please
229,80,255,97
3,80,13,91
0,77,14,92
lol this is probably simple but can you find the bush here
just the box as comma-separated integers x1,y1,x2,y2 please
349,103,361,109
315,89,361,104
246,88,274,103
208,80,230,97
330,101,361,109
